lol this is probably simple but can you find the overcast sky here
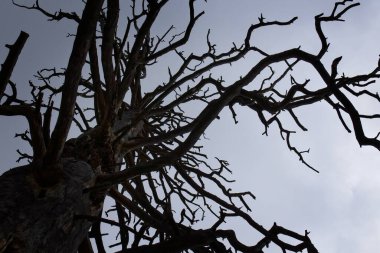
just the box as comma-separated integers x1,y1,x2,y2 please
1,1,380,252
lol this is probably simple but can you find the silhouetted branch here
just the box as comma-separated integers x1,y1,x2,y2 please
12,0,81,22
0,31,29,99
0,104,45,159
44,0,105,167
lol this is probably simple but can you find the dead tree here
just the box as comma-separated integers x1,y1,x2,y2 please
0,0,379,252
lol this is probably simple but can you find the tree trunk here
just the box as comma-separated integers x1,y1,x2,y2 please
0,158,98,253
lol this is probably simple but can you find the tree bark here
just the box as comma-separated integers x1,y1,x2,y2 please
0,158,97,253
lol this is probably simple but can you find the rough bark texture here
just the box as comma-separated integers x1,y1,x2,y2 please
0,158,96,253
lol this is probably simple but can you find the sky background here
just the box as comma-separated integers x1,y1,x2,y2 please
1,1,380,252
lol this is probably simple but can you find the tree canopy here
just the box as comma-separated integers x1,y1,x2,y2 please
1,0,379,252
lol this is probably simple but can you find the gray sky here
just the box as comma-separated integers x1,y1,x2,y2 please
1,1,380,252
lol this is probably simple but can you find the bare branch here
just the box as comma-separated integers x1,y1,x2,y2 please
44,0,105,167
0,31,29,99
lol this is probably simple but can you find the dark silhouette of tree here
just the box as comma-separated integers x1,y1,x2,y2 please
0,0,379,252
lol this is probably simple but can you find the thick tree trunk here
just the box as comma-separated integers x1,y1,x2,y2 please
0,109,142,252
0,158,98,253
